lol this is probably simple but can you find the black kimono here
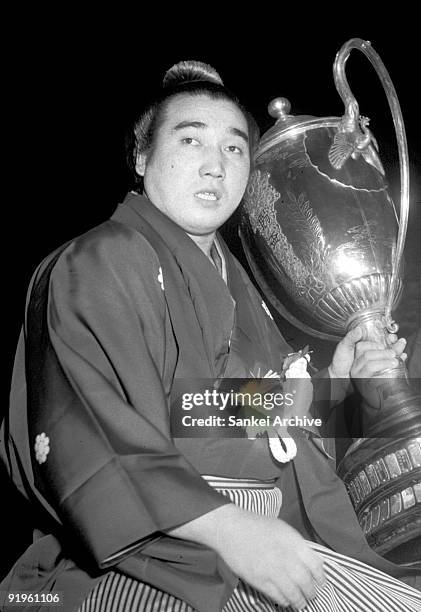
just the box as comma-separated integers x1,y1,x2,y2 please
1,193,419,611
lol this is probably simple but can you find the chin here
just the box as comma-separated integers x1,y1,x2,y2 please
184,214,226,235
185,225,220,237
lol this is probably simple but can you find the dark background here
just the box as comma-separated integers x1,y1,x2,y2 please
3,24,420,578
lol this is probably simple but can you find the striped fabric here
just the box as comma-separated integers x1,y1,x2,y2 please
79,477,421,611
224,544,421,611
202,475,282,518
79,572,194,612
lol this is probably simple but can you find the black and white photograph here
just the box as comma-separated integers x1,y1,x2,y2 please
2,21,420,611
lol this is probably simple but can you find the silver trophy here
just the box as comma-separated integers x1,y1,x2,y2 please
240,38,421,565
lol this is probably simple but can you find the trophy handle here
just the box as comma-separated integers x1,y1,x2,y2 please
333,38,409,334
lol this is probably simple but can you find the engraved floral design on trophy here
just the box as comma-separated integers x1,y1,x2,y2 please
280,190,329,302
244,170,330,308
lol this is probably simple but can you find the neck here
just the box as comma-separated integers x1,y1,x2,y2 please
187,232,216,257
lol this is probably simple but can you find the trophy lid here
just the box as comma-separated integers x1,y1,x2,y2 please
257,97,340,160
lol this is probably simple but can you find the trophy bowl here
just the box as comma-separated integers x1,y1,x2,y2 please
241,102,399,339
240,38,421,565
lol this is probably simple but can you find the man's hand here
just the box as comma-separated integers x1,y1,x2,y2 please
169,503,325,609
329,325,407,379
215,508,325,609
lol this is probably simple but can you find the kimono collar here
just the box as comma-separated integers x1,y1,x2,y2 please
111,192,236,377
119,192,226,269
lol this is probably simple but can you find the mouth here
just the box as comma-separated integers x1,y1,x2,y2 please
194,190,221,202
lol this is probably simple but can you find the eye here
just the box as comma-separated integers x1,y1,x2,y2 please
225,145,243,154
181,137,200,146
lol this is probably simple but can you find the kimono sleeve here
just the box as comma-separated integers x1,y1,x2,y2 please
25,225,228,568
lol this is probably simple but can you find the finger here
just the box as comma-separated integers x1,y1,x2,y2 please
353,358,399,378
276,595,290,608
386,333,406,346
390,337,406,355
306,557,326,588
342,325,363,347
353,358,399,376
354,348,397,366
354,341,389,356
279,579,308,611
355,337,406,355
262,583,290,608
294,567,318,602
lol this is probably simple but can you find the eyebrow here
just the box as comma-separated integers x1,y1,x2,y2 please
173,121,249,143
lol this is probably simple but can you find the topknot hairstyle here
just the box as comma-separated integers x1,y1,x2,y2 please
127,59,259,187
162,60,224,88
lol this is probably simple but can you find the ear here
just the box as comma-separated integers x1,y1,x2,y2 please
135,153,147,177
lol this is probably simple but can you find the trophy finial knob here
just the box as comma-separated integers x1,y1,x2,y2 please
268,97,291,121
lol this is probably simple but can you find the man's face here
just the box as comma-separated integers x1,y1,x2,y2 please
137,94,251,237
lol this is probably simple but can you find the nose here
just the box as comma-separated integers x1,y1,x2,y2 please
200,148,226,180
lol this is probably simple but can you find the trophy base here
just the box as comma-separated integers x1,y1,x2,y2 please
337,394,421,563
338,434,421,562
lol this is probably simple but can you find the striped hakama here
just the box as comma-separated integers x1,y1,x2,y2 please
79,476,421,611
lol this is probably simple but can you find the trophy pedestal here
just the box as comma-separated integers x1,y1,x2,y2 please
337,350,421,564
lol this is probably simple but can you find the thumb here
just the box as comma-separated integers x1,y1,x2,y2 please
342,325,363,348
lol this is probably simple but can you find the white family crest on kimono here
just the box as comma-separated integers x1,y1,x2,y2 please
34,432,50,464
